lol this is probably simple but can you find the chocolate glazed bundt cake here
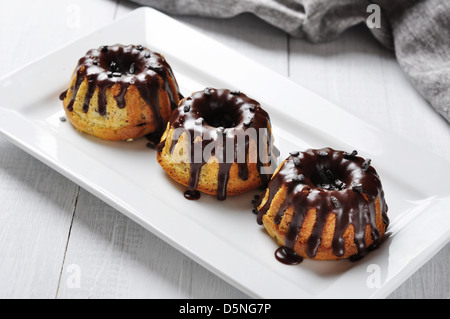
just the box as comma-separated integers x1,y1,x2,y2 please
60,44,182,141
254,148,389,264
156,88,278,200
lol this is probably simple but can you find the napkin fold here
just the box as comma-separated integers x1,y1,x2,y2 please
129,0,450,123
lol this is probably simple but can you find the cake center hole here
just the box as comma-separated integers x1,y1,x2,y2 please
311,167,347,191
102,56,143,75
204,109,240,128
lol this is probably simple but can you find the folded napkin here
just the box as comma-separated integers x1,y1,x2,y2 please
129,0,450,123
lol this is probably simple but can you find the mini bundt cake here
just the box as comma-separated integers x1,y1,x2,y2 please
60,44,182,141
254,148,389,263
156,88,278,200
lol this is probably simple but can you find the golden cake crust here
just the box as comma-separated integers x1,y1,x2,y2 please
257,183,387,260
60,44,181,141
63,76,171,141
255,148,389,261
157,126,263,196
156,88,278,200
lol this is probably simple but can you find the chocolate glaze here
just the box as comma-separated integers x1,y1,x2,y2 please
255,148,389,262
60,44,181,136
157,88,278,200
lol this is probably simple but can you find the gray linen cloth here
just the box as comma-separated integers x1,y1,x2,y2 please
129,0,450,123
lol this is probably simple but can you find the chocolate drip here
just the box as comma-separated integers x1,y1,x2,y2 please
59,89,68,101
184,190,201,200
114,83,129,108
60,44,181,135
158,88,278,200
275,247,304,265
255,148,389,261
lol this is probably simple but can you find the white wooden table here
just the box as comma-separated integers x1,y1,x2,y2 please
1,0,449,299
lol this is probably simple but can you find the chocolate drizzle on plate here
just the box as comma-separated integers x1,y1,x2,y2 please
255,148,389,263
183,190,201,200
59,44,182,136
275,247,304,265
157,88,278,201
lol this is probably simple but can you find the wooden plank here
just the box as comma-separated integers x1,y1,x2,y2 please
0,139,79,298
288,25,450,161
388,244,450,299
0,0,119,75
0,0,119,298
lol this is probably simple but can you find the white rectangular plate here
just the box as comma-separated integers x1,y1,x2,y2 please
1,8,449,299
